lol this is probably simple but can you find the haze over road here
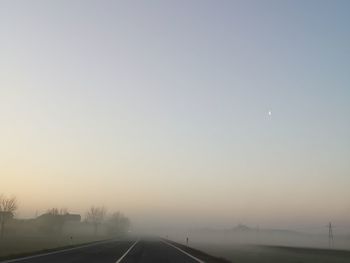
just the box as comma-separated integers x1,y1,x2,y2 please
0,239,224,263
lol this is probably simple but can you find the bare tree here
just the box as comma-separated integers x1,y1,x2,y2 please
59,208,68,215
0,195,18,238
46,208,59,216
107,211,130,236
85,206,106,236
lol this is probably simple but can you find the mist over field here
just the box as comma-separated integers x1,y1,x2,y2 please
1,0,350,262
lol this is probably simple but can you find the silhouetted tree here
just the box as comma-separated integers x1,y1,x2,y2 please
85,206,106,236
0,195,18,238
107,212,130,236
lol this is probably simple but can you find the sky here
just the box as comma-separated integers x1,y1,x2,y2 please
1,0,349,230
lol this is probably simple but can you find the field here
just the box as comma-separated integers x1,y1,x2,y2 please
194,243,350,263
0,235,103,260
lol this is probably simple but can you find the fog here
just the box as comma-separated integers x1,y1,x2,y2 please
148,225,350,250
1,1,350,260
2,198,350,251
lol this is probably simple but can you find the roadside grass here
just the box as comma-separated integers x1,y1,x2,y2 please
193,243,350,263
0,236,105,261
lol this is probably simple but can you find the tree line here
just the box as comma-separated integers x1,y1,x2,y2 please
0,195,130,238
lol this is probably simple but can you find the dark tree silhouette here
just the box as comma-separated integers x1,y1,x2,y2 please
0,195,18,238
107,211,130,236
85,206,106,236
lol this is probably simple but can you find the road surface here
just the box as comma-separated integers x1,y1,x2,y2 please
1,239,219,263
118,240,200,263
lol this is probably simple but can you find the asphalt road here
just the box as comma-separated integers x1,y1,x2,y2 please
120,240,200,263
1,239,204,263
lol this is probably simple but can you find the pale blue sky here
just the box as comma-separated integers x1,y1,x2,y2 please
1,0,349,228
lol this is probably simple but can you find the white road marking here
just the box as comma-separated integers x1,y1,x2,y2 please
1,239,118,263
162,240,205,263
115,240,139,263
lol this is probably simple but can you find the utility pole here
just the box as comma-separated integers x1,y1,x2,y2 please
328,222,334,249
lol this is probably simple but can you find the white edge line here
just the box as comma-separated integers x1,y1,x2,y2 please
162,240,205,263
115,240,139,263
0,239,117,263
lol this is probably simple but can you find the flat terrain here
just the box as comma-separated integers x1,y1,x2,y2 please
0,236,104,258
193,243,350,263
0,239,228,263
4,237,350,263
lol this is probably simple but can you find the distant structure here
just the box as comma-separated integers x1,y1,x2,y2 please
35,212,81,235
62,213,81,222
328,222,334,249
36,213,81,222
